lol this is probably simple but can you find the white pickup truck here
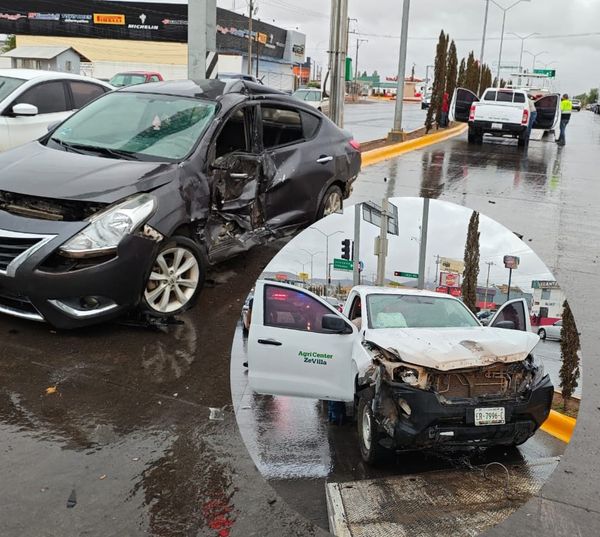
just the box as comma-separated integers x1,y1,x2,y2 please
246,281,552,463
449,87,560,146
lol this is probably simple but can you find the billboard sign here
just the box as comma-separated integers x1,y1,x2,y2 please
0,2,289,59
503,255,520,269
440,271,460,287
439,257,464,274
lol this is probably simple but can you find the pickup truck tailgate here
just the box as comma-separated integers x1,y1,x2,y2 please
474,103,524,124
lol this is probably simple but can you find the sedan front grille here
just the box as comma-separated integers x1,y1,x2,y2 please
0,229,56,276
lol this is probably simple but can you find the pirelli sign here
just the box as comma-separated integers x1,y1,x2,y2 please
93,13,125,25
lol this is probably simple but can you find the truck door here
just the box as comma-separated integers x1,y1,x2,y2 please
449,88,480,123
533,94,560,131
248,281,357,401
488,298,532,332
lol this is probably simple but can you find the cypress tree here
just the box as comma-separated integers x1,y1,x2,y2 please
445,40,458,103
461,211,480,314
479,64,492,95
559,300,580,410
465,52,479,93
425,30,448,132
457,58,466,87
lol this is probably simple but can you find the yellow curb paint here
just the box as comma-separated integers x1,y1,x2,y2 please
361,124,468,168
540,410,576,443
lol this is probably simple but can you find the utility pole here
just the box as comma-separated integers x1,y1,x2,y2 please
391,0,411,136
433,254,441,286
300,249,324,286
247,0,255,75
353,204,361,286
375,198,389,286
417,198,429,290
188,0,217,79
483,261,495,307
354,38,368,99
327,0,349,127
480,0,490,63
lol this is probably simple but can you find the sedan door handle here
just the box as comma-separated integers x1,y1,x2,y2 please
316,155,333,164
257,338,282,346
230,172,249,179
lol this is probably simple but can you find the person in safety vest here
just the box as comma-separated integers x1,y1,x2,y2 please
557,94,572,146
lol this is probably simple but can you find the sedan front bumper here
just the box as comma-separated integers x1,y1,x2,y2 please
0,211,158,329
376,373,554,451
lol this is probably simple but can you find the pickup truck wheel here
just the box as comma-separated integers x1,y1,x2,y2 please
357,388,385,464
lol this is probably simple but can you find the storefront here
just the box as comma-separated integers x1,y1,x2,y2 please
531,280,565,324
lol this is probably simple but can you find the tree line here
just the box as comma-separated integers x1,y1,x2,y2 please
425,30,505,132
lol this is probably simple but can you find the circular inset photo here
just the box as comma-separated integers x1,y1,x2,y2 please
230,197,581,535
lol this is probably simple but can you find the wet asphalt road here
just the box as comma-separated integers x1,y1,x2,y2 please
230,324,566,531
1,111,599,536
344,100,426,142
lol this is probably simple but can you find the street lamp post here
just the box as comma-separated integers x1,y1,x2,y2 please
524,50,549,72
300,249,324,287
508,32,539,85
309,228,344,289
489,0,532,85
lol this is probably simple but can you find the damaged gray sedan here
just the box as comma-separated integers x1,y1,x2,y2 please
0,79,361,328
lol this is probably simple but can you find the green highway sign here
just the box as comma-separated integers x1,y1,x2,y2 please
533,68,556,78
333,258,354,271
394,271,418,278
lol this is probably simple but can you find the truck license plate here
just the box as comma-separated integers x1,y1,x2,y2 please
491,122,503,130
474,407,505,426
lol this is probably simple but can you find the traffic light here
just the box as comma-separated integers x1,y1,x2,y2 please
341,239,351,260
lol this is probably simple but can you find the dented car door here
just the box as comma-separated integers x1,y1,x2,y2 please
488,298,532,332
248,281,357,401
259,103,335,227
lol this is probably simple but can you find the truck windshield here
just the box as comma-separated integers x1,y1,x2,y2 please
366,294,479,329
49,92,216,162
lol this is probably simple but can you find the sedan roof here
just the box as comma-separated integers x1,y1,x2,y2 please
0,68,105,82
120,78,286,100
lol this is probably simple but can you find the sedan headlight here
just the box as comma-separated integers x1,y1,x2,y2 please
60,194,156,258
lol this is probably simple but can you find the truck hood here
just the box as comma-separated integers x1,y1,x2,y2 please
365,327,539,371
0,142,178,204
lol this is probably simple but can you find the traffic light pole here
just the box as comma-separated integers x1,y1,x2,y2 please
353,203,361,286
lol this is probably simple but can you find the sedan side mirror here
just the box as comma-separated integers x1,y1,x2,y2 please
322,314,352,334
494,320,515,330
13,103,39,117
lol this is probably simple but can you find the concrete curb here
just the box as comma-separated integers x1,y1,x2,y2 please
541,410,577,443
361,123,468,167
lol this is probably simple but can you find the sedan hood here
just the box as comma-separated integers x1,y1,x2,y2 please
0,142,178,204
366,327,539,371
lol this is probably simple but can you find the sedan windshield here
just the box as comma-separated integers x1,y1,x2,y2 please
293,90,320,102
0,76,26,101
50,92,217,161
109,73,147,87
367,294,479,329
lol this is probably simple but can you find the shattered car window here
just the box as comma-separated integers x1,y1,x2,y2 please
367,294,479,329
51,92,216,161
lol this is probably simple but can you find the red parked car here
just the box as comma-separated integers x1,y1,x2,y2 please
109,71,164,87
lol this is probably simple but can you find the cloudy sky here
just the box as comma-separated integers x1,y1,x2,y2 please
263,197,554,293
217,0,599,96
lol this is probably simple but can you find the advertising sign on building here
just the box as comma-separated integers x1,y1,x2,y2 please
531,280,560,289
439,257,464,274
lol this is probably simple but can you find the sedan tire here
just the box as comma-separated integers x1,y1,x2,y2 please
316,184,343,219
143,236,206,317
538,328,546,340
357,388,385,465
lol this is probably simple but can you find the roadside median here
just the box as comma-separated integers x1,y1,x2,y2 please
541,410,577,443
361,123,468,167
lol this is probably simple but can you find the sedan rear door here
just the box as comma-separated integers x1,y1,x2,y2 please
449,88,479,122
533,94,560,131
259,103,336,227
248,280,357,401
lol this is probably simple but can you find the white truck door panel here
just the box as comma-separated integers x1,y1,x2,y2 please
449,88,479,123
7,111,71,150
489,298,531,332
248,281,357,401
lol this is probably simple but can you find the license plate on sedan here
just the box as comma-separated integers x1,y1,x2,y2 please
491,123,503,130
474,407,505,426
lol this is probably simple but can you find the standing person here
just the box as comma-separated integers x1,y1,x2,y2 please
527,95,537,141
557,94,572,146
440,92,450,127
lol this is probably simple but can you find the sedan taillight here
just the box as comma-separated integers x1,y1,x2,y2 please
522,109,529,125
469,104,476,121
349,139,361,151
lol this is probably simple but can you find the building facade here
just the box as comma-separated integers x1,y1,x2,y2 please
531,280,565,321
